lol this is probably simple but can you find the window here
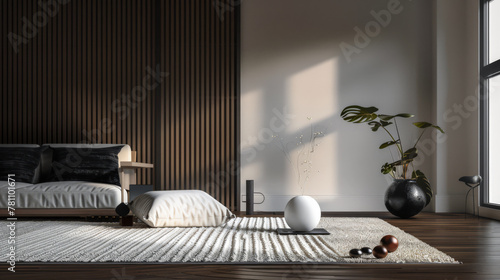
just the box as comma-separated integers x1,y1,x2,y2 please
488,0,500,63
481,0,500,208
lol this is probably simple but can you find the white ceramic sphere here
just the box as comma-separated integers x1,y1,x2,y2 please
284,196,321,231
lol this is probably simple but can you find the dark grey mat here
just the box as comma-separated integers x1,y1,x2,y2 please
276,228,330,235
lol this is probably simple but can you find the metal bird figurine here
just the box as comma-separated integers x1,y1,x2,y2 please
459,175,482,218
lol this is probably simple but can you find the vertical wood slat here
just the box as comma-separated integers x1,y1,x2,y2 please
1,0,239,210
7,0,12,143
14,0,19,143
25,0,32,143
1,1,4,143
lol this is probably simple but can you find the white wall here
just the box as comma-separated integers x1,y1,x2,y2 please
241,0,436,211
434,0,481,213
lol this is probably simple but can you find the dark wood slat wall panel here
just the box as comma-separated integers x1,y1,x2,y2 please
1,0,155,185
1,0,239,210
158,0,239,210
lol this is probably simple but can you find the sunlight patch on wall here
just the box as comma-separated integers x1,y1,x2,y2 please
283,58,339,196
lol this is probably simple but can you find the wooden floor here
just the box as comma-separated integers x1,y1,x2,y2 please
2,212,500,280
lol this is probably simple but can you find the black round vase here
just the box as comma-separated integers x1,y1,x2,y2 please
384,179,426,218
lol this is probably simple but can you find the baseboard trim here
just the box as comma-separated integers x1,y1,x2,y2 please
241,195,387,212
241,194,471,213
434,194,466,212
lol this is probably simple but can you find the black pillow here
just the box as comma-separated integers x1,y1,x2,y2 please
0,147,42,184
39,146,54,182
45,146,124,186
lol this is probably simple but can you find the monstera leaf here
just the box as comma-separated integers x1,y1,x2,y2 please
381,162,395,175
379,140,400,149
378,113,414,121
368,120,392,132
387,148,418,167
402,148,418,161
340,105,379,123
413,122,444,133
412,170,432,206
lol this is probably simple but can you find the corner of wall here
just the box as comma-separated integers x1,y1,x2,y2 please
433,0,481,213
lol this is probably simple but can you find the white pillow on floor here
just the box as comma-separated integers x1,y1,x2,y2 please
129,190,236,227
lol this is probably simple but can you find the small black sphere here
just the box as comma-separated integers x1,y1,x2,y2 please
115,202,130,217
361,247,372,255
349,249,363,258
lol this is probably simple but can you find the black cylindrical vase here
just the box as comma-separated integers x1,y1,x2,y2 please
246,180,254,215
384,179,426,218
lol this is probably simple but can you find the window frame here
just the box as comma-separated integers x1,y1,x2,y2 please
480,0,500,209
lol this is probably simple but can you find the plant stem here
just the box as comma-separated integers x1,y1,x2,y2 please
413,128,427,148
393,118,406,178
381,126,404,158
389,146,395,163
394,118,403,153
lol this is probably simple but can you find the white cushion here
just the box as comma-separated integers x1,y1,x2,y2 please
0,181,125,209
129,190,236,227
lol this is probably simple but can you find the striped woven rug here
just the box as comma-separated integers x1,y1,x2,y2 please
0,217,458,263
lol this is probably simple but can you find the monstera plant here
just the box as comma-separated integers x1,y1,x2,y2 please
340,105,444,218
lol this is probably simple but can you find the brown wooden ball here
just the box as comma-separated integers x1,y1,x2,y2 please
373,245,388,259
380,235,399,253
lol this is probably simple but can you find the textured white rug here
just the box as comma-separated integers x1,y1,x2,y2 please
0,217,459,263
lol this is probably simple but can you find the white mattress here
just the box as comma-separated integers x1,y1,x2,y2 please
0,181,123,209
